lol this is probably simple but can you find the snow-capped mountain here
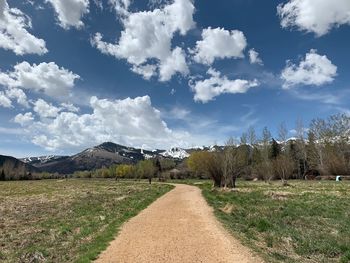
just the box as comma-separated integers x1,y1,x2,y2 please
21,155,68,164
160,147,190,159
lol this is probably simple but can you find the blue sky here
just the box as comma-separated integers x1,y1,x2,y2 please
0,0,350,157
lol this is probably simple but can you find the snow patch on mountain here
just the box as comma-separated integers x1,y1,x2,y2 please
21,155,65,164
160,147,190,159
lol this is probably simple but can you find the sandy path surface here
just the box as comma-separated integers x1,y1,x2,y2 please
95,184,263,263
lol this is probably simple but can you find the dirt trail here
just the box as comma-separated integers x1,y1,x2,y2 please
95,184,263,263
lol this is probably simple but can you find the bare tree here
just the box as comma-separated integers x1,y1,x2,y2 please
240,132,248,145
278,122,288,145
222,137,249,188
274,155,294,186
295,118,307,178
247,126,257,146
309,118,328,171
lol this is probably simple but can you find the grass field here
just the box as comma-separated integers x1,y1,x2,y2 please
200,180,350,263
0,179,173,263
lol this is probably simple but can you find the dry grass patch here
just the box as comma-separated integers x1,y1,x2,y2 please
0,179,172,263
219,203,235,214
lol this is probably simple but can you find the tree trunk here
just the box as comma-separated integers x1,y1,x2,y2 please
231,176,236,188
212,177,221,188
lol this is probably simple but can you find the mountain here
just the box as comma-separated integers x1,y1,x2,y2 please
21,155,69,165
160,147,190,159
0,155,41,180
23,142,167,174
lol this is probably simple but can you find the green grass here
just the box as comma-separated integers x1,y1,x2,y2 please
0,179,173,263
199,180,350,263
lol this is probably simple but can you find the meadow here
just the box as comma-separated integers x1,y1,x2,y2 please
0,179,173,263
200,180,350,263
1,178,349,263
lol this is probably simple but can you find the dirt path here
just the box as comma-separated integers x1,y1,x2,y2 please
95,184,263,263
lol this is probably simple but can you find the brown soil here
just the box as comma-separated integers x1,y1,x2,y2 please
95,184,263,263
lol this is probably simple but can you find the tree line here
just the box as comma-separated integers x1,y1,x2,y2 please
73,159,177,180
187,113,350,187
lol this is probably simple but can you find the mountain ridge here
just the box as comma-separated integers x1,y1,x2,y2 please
21,142,192,174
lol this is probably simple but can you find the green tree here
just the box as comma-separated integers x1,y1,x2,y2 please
269,139,280,160
187,151,211,178
136,160,156,180
188,151,223,187
116,165,135,179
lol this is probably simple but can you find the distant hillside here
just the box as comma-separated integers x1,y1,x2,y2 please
22,142,187,174
0,155,41,180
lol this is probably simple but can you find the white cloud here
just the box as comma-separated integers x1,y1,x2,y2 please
46,0,89,29
289,89,344,105
248,49,263,65
109,0,131,16
189,68,259,103
192,27,247,65
5,88,28,107
14,112,34,126
0,61,80,98
33,99,61,118
0,91,12,107
18,95,189,151
60,102,79,112
92,0,195,81
0,0,47,55
281,49,337,88
158,47,189,81
131,64,157,80
168,106,190,120
277,0,350,37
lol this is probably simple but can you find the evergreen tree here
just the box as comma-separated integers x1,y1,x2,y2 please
0,169,5,181
269,139,280,160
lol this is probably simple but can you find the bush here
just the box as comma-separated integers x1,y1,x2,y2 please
116,165,135,179
73,171,92,178
136,160,156,179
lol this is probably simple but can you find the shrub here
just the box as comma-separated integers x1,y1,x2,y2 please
116,165,135,179
136,160,156,179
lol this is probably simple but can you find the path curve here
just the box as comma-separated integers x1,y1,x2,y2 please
95,184,263,263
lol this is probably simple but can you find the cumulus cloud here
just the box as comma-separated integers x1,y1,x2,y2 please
18,95,187,151
91,0,195,81
5,88,28,107
192,27,247,65
14,112,34,126
34,99,61,118
46,0,89,29
281,49,337,88
0,61,80,98
248,49,263,65
0,91,12,107
0,0,47,55
109,0,131,16
60,102,79,112
189,68,259,103
131,64,157,80
277,0,350,36
158,47,189,81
